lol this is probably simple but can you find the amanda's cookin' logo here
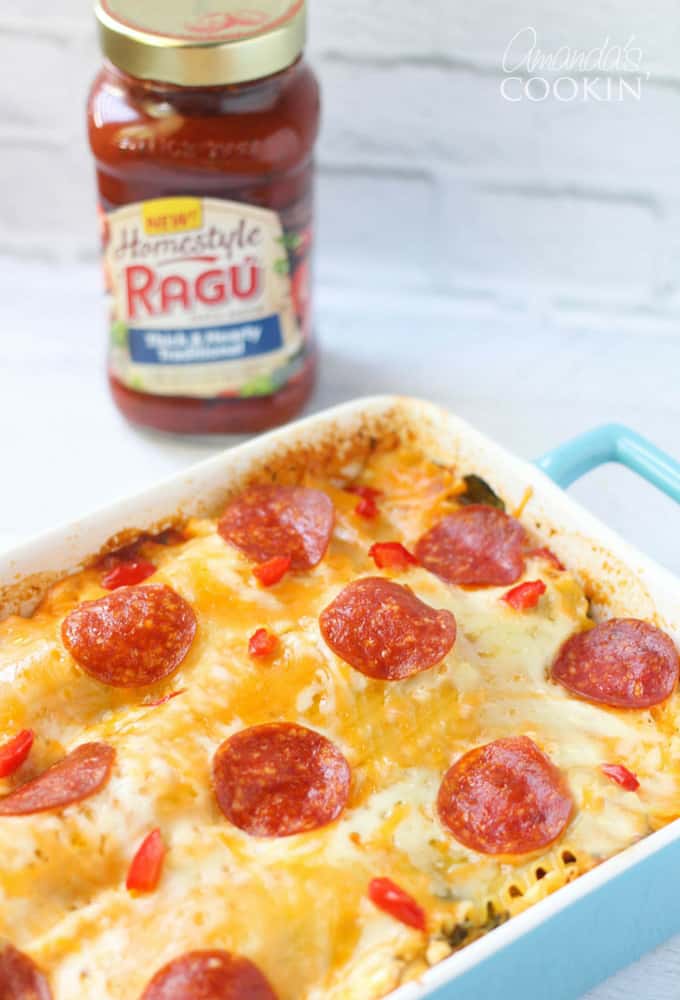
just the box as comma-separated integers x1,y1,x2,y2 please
501,27,649,102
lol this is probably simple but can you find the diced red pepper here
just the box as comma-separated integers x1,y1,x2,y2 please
253,555,292,587
601,763,640,791
502,580,547,610
528,546,565,571
346,485,383,502
369,542,417,570
144,689,187,708
355,496,379,519
249,628,279,659
346,484,382,519
368,877,427,932
126,828,167,893
0,729,34,778
102,559,156,590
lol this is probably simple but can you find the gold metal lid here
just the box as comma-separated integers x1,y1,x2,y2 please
95,1,306,87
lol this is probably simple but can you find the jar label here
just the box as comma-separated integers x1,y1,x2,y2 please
101,197,311,399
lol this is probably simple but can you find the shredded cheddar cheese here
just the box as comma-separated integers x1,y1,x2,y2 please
0,449,678,999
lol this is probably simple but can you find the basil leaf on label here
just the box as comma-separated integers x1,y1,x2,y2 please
457,474,506,511
275,233,303,251
239,374,277,397
110,321,128,348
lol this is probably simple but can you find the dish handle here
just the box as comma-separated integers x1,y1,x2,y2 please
535,423,680,503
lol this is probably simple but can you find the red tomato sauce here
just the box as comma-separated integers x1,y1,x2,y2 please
88,3,319,435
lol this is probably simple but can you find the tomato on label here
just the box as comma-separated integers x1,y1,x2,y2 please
368,877,427,932
601,763,640,791
297,226,313,255
126,828,167,892
102,559,156,590
0,729,34,778
249,628,279,658
253,556,292,586
291,260,310,319
502,580,546,610
368,542,417,570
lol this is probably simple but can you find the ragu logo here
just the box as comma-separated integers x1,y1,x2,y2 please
111,215,266,320
105,197,305,395
126,260,263,320
184,10,268,36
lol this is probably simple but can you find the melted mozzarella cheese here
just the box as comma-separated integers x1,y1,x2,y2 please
0,455,679,1000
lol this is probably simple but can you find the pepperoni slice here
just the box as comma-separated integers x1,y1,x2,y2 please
140,950,277,1000
319,577,456,681
551,618,679,709
415,505,526,586
437,736,573,855
0,943,52,1000
217,486,334,570
62,584,197,688
213,723,350,838
0,743,114,817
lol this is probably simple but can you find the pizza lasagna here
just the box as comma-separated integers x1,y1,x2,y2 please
0,444,679,999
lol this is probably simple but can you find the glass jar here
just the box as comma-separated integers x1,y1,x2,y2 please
87,2,320,434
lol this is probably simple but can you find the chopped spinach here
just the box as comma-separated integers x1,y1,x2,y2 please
445,924,469,949
457,474,506,512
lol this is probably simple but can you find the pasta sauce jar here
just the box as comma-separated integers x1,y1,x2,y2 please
88,1,319,434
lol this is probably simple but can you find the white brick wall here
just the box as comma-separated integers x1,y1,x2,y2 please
1,1,679,331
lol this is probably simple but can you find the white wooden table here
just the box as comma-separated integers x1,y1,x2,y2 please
2,259,680,998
